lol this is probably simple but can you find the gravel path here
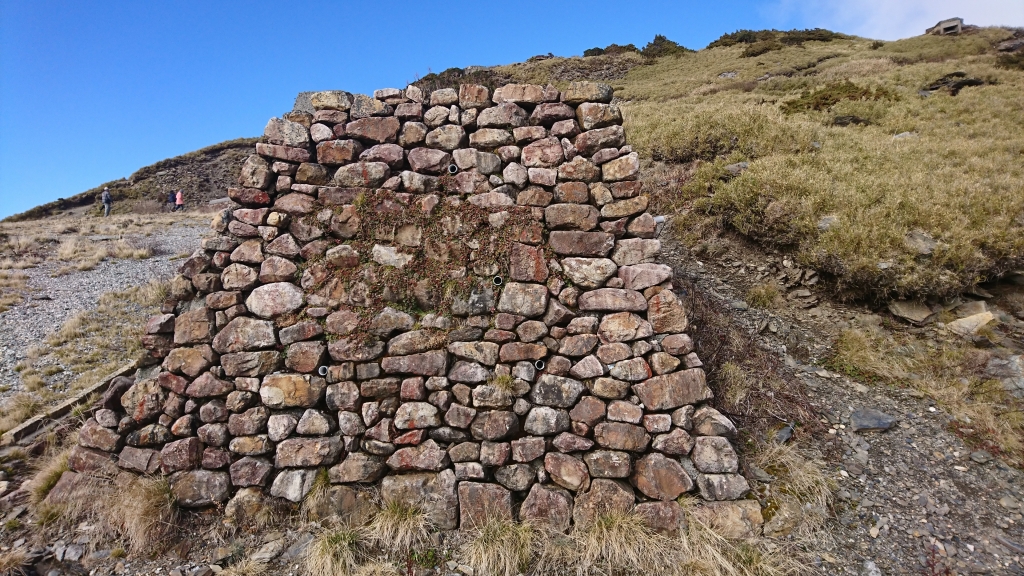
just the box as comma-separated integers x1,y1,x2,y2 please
0,221,207,396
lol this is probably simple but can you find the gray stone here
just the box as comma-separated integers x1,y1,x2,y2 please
850,408,898,432
270,469,318,503
530,374,585,408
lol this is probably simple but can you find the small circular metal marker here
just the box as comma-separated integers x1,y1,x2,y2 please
534,360,546,371
447,164,459,175
318,366,329,377
493,276,503,286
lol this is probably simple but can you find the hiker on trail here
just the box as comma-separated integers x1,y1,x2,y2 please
167,190,176,212
174,190,184,212
101,187,112,217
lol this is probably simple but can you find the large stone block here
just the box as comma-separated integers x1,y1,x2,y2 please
458,482,513,529
548,231,614,257
171,470,230,507
593,422,651,452
260,373,327,408
633,370,712,411
521,483,574,531
572,478,634,527
497,282,549,317
212,317,276,354
275,436,343,468
380,471,459,530
631,453,693,501
530,374,585,408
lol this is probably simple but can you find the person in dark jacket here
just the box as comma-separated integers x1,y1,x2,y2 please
167,191,176,212
101,187,112,217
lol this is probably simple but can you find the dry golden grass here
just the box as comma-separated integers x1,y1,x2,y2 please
0,270,28,313
352,563,400,576
304,526,368,576
54,237,153,272
495,52,646,87
606,27,1024,300
718,362,751,407
366,499,432,558
34,471,178,555
0,393,45,437
529,505,810,576
746,283,781,309
0,213,203,277
756,443,833,512
25,446,70,504
571,512,676,575
221,558,270,576
830,322,1024,465
0,547,29,575
299,468,333,523
677,502,807,576
459,517,536,576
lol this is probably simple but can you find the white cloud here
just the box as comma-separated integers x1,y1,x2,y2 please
774,0,1024,40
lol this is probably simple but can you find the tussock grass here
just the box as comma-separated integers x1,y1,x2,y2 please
0,213,203,274
352,563,400,576
746,283,781,309
0,547,29,575
367,499,432,558
300,468,333,523
679,505,806,576
55,238,153,271
487,374,517,393
718,362,751,407
460,517,536,576
0,393,45,436
304,526,368,576
756,443,833,512
26,447,70,504
35,471,178,555
0,270,28,313
495,52,646,86
612,27,1024,300
572,512,676,574
221,558,269,576
830,323,1024,465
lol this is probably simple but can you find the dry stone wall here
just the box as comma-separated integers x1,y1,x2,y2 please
71,81,750,533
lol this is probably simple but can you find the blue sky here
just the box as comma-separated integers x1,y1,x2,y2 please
1,0,1021,218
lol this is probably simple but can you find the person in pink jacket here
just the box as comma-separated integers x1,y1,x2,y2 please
174,190,184,212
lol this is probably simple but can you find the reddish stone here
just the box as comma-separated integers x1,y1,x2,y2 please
633,369,712,411
256,142,311,163
345,117,400,143
160,437,203,474
593,422,651,452
458,482,512,529
631,453,693,501
509,243,548,282
544,452,590,491
548,231,614,256
227,187,271,207
118,446,162,474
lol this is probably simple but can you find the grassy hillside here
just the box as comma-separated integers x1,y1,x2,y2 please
497,27,1024,301
3,137,258,222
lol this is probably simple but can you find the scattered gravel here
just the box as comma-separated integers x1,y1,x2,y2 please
0,221,207,396
660,236,1024,574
